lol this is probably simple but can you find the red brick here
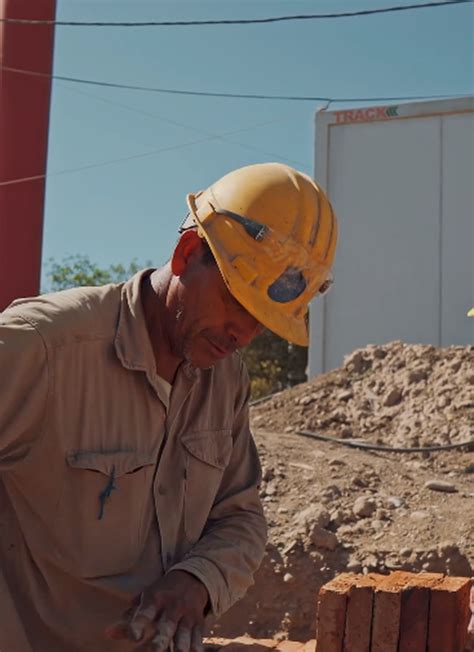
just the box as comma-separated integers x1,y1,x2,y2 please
315,574,352,652
316,570,472,652
398,585,430,651
344,577,375,652
427,576,472,652
370,572,406,652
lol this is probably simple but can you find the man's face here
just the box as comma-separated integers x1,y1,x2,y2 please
169,237,263,369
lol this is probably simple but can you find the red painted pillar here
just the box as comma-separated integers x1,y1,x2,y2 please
0,0,56,310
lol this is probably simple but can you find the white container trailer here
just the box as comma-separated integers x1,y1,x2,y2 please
309,96,473,377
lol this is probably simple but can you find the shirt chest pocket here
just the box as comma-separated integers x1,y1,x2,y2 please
53,450,156,578
181,430,233,544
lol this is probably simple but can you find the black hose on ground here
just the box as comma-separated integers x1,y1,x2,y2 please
295,429,474,453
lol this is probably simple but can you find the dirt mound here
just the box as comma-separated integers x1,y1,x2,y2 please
210,342,474,642
252,340,474,449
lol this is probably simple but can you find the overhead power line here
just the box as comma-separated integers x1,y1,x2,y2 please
1,0,472,26
59,83,310,168
0,109,312,188
2,66,469,103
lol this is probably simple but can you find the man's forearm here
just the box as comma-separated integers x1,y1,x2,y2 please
170,503,267,618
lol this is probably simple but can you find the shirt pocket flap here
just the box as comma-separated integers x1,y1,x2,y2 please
66,450,155,478
181,430,232,469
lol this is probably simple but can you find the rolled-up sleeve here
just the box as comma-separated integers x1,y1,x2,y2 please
0,312,49,470
171,362,267,617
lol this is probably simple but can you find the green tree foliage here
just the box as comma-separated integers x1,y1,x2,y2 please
45,255,145,292
45,255,307,398
241,330,307,400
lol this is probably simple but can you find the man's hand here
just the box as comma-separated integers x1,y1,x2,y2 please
106,570,209,652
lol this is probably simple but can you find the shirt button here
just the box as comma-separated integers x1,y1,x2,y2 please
158,485,167,496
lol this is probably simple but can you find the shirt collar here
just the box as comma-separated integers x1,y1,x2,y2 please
114,268,156,374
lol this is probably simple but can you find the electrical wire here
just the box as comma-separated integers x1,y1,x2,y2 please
2,66,469,103
1,0,472,26
57,82,311,169
0,110,314,187
296,429,474,453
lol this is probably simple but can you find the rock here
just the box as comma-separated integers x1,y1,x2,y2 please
408,369,428,384
410,510,430,520
308,523,339,550
265,481,278,496
352,475,369,488
361,553,378,570
373,348,387,360
283,573,294,583
346,558,362,572
385,556,401,570
321,485,342,501
262,466,275,482
450,360,462,373
344,350,373,373
340,427,354,439
328,458,346,467
386,496,404,509
353,496,376,518
424,480,458,493
437,542,459,557
437,396,451,408
282,539,302,556
384,388,403,407
294,505,330,531
338,390,353,401
329,509,345,527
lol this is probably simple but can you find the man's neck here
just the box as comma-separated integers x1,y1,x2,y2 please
141,269,183,384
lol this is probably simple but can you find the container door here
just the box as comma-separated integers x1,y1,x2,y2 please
310,116,441,374
440,112,474,345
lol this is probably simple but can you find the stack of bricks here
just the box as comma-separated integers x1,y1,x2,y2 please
316,570,472,651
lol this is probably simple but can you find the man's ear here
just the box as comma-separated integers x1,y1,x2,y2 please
171,230,203,276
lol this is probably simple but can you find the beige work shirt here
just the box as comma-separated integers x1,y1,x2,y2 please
0,270,267,651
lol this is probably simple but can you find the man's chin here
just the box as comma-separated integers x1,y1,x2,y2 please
183,348,217,370
183,337,235,369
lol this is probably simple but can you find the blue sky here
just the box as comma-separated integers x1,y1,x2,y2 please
42,0,473,283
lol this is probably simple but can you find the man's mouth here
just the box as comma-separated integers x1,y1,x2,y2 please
207,338,234,358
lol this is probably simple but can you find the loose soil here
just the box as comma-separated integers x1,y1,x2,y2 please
210,341,474,644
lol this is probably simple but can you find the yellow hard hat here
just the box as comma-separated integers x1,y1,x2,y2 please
468,308,474,317
183,162,338,346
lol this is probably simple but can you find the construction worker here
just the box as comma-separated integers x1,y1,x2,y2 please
0,162,338,651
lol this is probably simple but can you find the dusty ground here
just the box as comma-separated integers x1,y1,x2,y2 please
210,341,474,643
